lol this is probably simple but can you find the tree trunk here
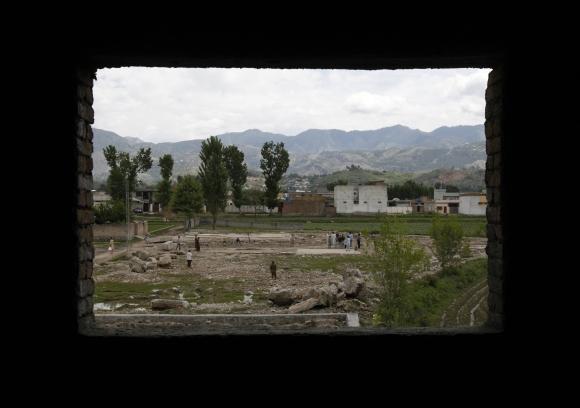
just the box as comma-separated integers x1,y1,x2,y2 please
212,212,216,230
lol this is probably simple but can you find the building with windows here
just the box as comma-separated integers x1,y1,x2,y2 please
334,182,388,214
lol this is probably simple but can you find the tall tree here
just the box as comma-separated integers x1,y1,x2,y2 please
157,154,174,215
260,141,290,212
370,216,429,327
103,145,153,200
198,136,228,229
430,215,465,273
170,175,204,230
224,145,248,212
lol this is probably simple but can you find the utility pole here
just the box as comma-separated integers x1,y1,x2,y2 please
126,176,130,253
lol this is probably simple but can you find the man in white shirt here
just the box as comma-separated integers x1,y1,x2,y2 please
186,249,193,268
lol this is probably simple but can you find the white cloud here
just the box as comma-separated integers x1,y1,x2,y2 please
93,67,491,142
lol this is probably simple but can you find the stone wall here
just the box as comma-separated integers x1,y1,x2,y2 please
485,66,505,329
93,221,149,240
76,67,97,331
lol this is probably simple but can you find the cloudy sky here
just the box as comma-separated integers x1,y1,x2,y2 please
93,67,491,143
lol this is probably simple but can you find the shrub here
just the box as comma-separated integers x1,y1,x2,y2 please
430,215,465,272
94,200,126,224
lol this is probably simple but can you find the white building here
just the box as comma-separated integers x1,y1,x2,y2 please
459,192,487,215
334,183,388,214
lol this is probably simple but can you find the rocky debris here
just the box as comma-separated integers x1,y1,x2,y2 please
145,257,157,270
151,299,190,310
129,256,147,274
171,287,181,293
268,288,296,306
162,241,176,251
170,254,177,259
288,297,320,313
343,268,365,298
337,298,368,312
133,250,151,261
158,254,172,268
243,290,254,305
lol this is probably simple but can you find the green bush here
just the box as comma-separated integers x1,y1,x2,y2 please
94,200,126,224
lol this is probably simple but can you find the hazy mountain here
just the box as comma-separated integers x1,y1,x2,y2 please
92,124,485,184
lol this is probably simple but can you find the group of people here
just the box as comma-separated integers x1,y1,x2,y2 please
327,231,362,250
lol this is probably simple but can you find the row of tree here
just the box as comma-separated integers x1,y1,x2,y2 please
100,137,290,229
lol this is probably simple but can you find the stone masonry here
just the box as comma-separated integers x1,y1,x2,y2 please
485,66,505,329
76,67,97,331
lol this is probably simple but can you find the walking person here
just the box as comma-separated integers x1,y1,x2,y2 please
176,235,181,251
108,237,114,254
331,231,336,248
186,248,193,268
356,233,361,250
270,260,277,279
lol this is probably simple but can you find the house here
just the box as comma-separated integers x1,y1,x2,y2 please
387,198,413,214
280,192,335,216
134,187,162,213
412,196,436,213
334,182,388,214
459,192,487,215
92,191,112,207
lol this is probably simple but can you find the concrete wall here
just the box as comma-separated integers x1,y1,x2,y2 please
459,195,487,215
225,205,278,214
335,185,388,214
93,221,149,240
385,206,413,214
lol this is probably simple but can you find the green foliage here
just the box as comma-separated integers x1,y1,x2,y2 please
106,166,126,201
157,179,173,209
158,154,174,181
260,141,290,210
198,136,228,229
170,175,204,230
94,200,126,224
388,180,433,200
370,216,429,327
224,145,248,209
326,179,347,191
430,215,465,272
103,145,153,199
241,189,264,206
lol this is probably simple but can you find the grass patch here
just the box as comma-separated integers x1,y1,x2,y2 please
372,258,488,327
94,273,255,307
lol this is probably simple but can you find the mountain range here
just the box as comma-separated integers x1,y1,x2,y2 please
92,125,486,184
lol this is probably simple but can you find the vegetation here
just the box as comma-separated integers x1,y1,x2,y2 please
387,180,433,200
224,145,248,210
430,215,466,272
94,200,126,224
170,175,204,230
260,141,290,211
157,154,174,215
103,145,153,200
369,217,429,327
198,136,228,229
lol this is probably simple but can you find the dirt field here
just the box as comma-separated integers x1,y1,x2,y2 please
93,230,488,327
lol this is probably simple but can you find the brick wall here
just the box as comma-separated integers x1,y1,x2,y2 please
76,67,97,331
485,67,505,329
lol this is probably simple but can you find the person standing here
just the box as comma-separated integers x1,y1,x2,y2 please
109,237,114,253
176,235,181,251
356,233,361,250
327,232,332,248
186,249,193,268
331,231,336,248
270,260,277,279
195,235,200,252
